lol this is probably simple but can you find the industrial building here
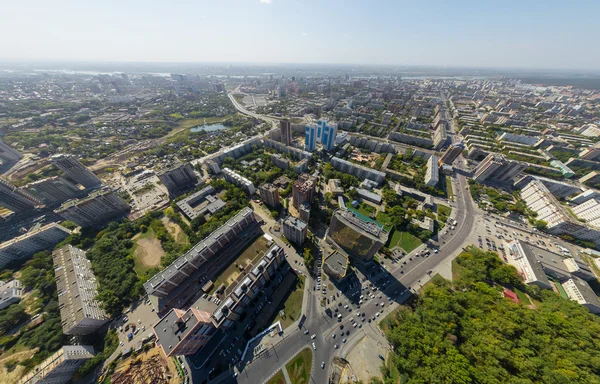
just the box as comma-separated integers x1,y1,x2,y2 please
52,154,102,189
53,245,108,335
55,188,130,228
157,162,198,196
327,209,388,261
18,345,95,384
0,223,71,268
144,208,256,298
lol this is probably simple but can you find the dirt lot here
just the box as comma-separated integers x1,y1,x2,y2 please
0,347,37,384
112,347,178,384
132,230,165,274
344,336,387,383
161,217,189,245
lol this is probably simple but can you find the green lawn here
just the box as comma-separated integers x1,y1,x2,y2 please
388,230,422,253
514,289,532,305
266,370,286,384
376,212,393,231
346,201,376,217
437,204,452,217
285,348,313,384
554,281,569,299
273,276,305,328
452,259,463,281
446,176,453,198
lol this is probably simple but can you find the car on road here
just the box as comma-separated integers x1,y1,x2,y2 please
334,344,338,349
312,342,316,350
304,329,309,335
311,334,316,339
332,333,336,339
321,362,325,369
343,338,347,343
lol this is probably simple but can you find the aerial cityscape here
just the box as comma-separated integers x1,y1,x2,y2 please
2,1,600,384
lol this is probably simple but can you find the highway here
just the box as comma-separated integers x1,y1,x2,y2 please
211,89,477,384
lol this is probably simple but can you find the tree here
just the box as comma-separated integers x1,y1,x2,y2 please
303,248,314,268
534,220,548,230
347,189,358,200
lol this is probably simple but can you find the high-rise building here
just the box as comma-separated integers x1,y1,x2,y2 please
283,216,308,245
425,155,439,187
305,124,317,152
439,143,465,165
18,345,95,384
154,308,216,357
55,188,130,228
327,209,389,261
53,245,108,335
473,154,526,183
0,179,41,213
320,119,338,151
259,183,280,207
292,173,316,209
24,176,81,206
280,118,292,146
157,162,198,196
0,139,22,163
52,154,102,189
0,223,71,268
432,124,449,150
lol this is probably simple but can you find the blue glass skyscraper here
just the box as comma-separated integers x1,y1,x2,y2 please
321,121,338,151
305,124,317,151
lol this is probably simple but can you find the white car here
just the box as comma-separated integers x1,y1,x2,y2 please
312,342,316,350
311,334,316,340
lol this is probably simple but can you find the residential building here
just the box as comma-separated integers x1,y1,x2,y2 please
157,162,198,195
432,125,449,150
327,209,388,261
473,153,526,183
298,202,311,222
319,119,338,151
206,160,221,174
18,345,95,384
0,279,22,310
293,158,309,174
283,216,308,246
327,179,344,196
0,138,22,162
570,189,600,205
0,178,41,213
176,186,225,221
24,177,81,206
280,118,292,146
425,155,439,187
305,123,317,152
259,183,280,208
52,154,102,189
292,173,316,209
154,308,216,357
579,146,600,161
440,143,465,165
580,171,600,185
572,198,600,227
223,168,255,195
331,157,385,184
0,223,71,268
212,245,287,329
55,188,130,228
53,245,108,335
144,208,256,298
271,153,290,170
562,278,600,314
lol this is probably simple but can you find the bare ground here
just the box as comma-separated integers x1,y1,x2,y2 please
133,236,165,273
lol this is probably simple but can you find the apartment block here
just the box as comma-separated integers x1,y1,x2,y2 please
572,198,600,227
271,153,290,170
24,176,81,206
144,208,256,298
157,162,198,196
319,119,338,151
432,124,449,150
580,171,600,185
425,155,439,187
292,173,316,209
327,209,388,261
18,345,95,384
331,157,385,184
154,308,216,357
223,168,256,195
0,138,22,162
280,118,292,146
259,183,280,208
53,245,108,335
0,279,22,310
55,188,130,228
439,142,464,165
52,154,102,189
473,153,526,183
0,223,71,268
0,178,41,213
570,189,600,205
283,216,308,246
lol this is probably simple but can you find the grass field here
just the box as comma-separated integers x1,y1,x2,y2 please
388,230,422,253
446,176,453,198
437,204,452,217
266,370,286,384
285,348,312,384
346,201,376,217
273,276,306,328
514,289,532,305
376,212,393,231
451,259,463,281
131,228,165,275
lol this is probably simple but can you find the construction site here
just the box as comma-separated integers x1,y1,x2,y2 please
110,348,179,384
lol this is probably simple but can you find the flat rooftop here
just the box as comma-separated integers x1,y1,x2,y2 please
324,250,349,279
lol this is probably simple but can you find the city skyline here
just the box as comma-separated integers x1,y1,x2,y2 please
1,0,600,70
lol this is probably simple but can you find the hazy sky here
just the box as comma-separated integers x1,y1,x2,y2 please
2,0,599,69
